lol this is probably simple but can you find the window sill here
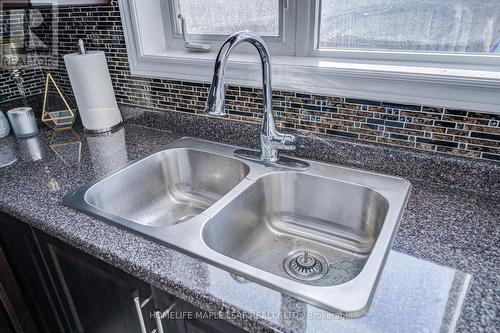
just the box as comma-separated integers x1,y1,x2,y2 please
129,49,500,114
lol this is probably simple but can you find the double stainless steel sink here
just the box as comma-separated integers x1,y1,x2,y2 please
63,138,411,316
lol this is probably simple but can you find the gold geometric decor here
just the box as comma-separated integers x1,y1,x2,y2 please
42,73,77,130
49,130,82,166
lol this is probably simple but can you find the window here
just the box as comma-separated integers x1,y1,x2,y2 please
173,0,280,37
318,0,500,54
162,0,500,60
162,0,296,55
120,0,500,114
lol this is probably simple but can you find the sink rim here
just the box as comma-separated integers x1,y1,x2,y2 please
63,137,411,316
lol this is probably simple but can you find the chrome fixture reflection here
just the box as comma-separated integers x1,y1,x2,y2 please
205,31,309,170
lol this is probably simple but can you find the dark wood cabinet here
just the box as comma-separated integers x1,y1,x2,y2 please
153,288,246,333
0,244,37,333
0,211,245,333
0,300,15,333
33,230,156,333
0,212,64,333
151,287,187,333
0,211,157,333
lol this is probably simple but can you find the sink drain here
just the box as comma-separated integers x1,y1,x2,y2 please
283,250,328,281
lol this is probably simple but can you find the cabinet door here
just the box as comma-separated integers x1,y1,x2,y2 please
33,230,156,333
0,301,15,333
0,212,66,333
151,287,187,333
0,245,39,333
153,288,246,333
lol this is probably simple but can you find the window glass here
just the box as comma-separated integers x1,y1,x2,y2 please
175,0,280,36
319,0,500,53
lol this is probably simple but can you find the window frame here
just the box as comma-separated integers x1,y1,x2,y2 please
118,0,500,114
160,0,297,56
307,0,500,67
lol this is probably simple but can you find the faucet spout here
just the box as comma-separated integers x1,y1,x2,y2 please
206,31,272,117
205,31,307,169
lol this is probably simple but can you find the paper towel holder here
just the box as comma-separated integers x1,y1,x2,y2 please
64,40,123,134
84,122,123,135
77,39,86,55
77,40,122,134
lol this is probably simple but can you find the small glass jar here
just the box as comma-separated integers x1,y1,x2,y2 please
7,107,39,138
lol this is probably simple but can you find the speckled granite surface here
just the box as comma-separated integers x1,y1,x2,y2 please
0,105,498,332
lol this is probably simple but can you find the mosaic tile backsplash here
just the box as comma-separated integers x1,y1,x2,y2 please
0,1,499,162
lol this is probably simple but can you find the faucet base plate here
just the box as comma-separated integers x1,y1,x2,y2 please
234,149,310,171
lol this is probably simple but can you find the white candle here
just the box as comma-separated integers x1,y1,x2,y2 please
7,107,39,138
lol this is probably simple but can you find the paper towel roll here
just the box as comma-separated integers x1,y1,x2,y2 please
64,51,122,132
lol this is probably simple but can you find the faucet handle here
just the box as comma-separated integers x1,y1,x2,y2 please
281,133,296,144
276,132,296,151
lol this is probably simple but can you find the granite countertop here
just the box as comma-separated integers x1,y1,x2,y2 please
0,105,498,332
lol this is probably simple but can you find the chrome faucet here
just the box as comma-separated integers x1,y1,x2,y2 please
205,31,309,170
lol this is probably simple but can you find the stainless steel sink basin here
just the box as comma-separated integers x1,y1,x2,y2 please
74,148,249,227
202,172,389,286
64,138,411,316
